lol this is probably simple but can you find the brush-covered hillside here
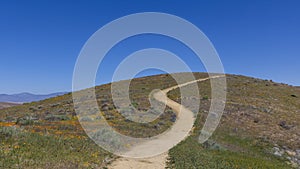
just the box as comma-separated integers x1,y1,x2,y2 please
0,73,299,169
0,102,20,110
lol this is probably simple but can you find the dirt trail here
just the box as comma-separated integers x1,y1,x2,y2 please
108,76,223,169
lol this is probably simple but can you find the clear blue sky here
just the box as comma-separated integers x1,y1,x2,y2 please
1,0,299,94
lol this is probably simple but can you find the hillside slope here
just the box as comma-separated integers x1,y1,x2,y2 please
0,102,20,109
167,74,300,168
0,73,299,168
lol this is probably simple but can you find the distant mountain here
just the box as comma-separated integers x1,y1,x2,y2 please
0,92,67,103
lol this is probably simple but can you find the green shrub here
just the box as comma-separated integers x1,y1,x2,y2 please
202,139,225,150
202,95,209,100
16,116,35,125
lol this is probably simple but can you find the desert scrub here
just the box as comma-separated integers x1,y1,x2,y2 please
0,126,22,137
45,114,70,121
16,116,36,125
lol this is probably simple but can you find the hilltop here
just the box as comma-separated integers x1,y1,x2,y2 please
0,73,299,168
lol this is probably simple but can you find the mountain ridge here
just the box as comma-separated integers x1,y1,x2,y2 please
0,92,67,103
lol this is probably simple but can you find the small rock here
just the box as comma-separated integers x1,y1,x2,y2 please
286,150,296,156
274,151,283,157
279,121,293,130
282,145,288,150
273,147,280,152
291,94,297,98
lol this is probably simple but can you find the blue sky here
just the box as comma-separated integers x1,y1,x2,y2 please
0,0,299,94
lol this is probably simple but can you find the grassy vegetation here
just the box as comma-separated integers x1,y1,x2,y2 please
0,72,299,168
167,137,290,169
167,117,291,169
0,73,184,168
166,73,300,168
0,126,112,169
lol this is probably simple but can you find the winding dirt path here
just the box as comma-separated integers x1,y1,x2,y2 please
108,76,222,169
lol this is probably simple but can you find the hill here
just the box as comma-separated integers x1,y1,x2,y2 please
0,73,299,168
0,92,67,103
0,102,20,109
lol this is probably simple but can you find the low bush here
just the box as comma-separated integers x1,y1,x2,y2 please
45,114,70,121
16,116,36,125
